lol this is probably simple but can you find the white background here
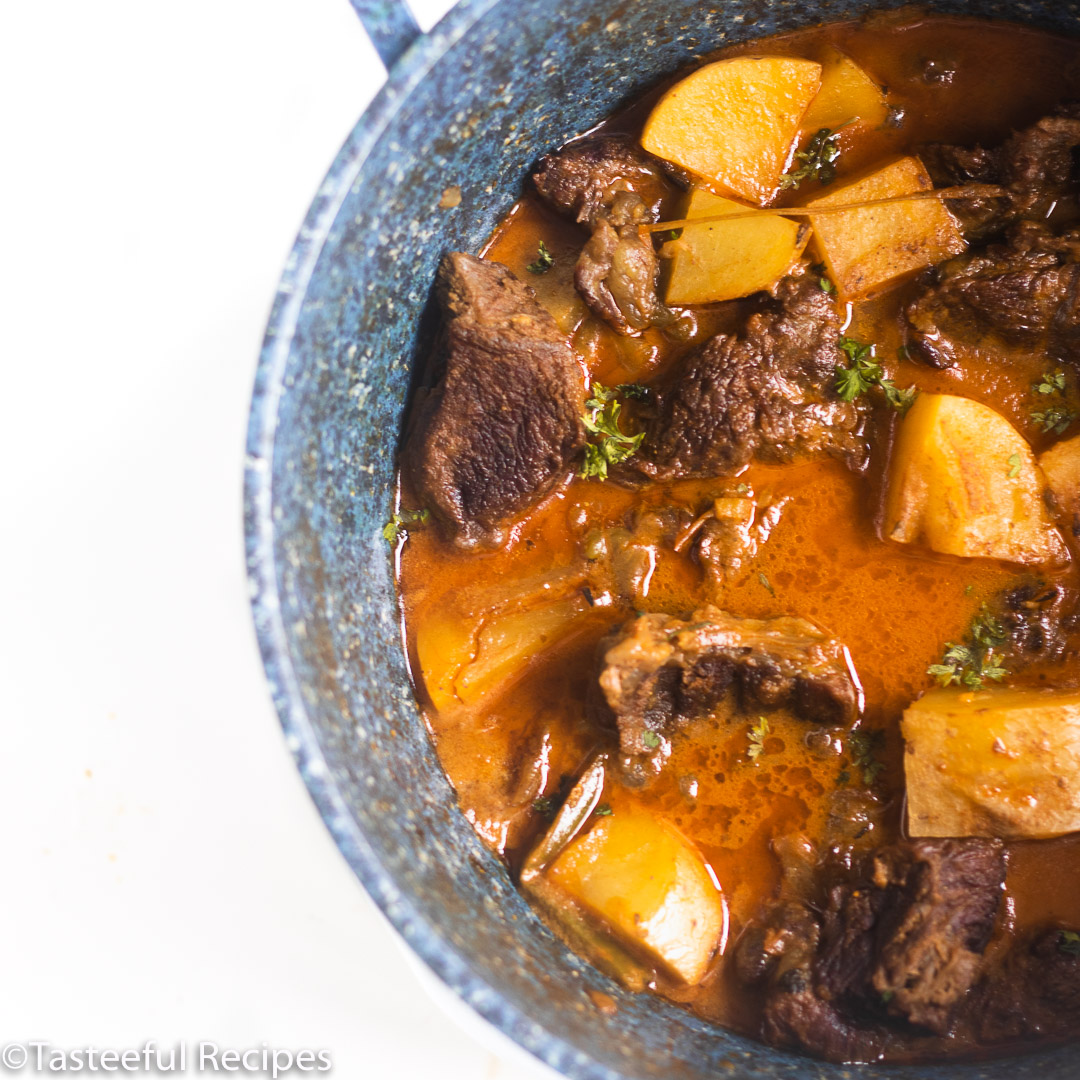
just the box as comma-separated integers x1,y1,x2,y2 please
1,2,556,1077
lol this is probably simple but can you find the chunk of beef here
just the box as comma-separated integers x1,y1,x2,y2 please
595,605,860,756
533,133,674,227
815,839,1005,1035
920,142,1013,241
692,494,788,593
971,926,1080,1043
408,253,585,548
763,976,894,1064
574,193,672,334
922,103,1080,241
635,271,868,478
905,221,1080,367
1000,580,1074,662
532,135,675,336
743,839,1005,1062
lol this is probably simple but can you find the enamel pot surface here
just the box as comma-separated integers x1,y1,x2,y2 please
244,0,1080,1076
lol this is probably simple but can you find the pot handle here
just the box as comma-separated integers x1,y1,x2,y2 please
348,0,423,70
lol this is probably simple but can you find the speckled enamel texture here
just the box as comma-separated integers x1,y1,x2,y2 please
245,1,1080,1076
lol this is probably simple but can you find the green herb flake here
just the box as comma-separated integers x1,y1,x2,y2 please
594,803,614,817
1059,930,1080,957
881,380,919,415
849,729,886,786
642,730,662,750
748,717,770,763
1007,452,1022,479
1035,370,1067,396
811,262,836,294
965,584,975,596
780,126,846,190
532,796,555,817
1032,406,1077,435
758,571,775,596
526,240,555,275
382,507,430,544
579,383,646,481
928,605,1010,690
835,336,917,412
836,768,851,786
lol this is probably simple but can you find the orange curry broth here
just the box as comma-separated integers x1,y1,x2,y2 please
396,13,1080,1044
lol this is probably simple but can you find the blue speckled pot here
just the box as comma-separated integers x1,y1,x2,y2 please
245,1,1080,1076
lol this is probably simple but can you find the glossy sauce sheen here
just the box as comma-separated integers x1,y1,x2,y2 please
398,15,1080,1052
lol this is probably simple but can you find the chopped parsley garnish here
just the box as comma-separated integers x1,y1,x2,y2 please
579,383,646,481
850,729,886,786
1059,930,1080,957
758,571,775,596
532,796,555,818
1032,406,1077,435
526,240,555,274
642,730,662,750
1007,452,1022,479
835,336,917,414
1030,370,1076,434
811,262,836,294
836,768,851,786
594,803,614,817
615,382,650,401
382,507,430,543
881,381,919,414
1035,370,1067,396
780,126,846,189
748,717,770,762
928,606,1009,690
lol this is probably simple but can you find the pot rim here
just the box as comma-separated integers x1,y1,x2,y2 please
242,4,1078,1077
242,2,622,1077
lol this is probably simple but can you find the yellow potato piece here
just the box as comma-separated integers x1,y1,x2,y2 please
904,686,1080,839
454,596,588,705
641,56,822,206
418,594,589,711
416,606,478,713
663,187,810,305
885,393,1067,565
807,156,966,300
547,805,726,984
801,46,888,132
1040,432,1080,526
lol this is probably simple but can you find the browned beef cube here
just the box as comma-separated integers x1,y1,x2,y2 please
407,253,584,547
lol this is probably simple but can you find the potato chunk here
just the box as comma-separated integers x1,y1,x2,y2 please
807,156,966,300
904,686,1080,839
663,187,810,305
801,46,888,132
454,596,588,704
885,393,1067,565
546,804,726,984
1040,432,1080,527
641,56,822,206
416,587,589,712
